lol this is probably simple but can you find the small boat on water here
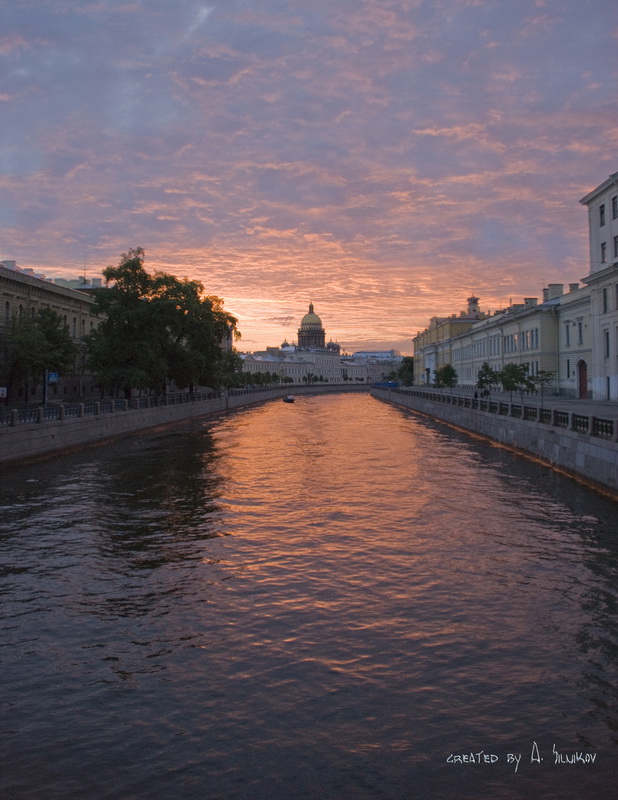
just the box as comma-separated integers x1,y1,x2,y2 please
283,395,295,403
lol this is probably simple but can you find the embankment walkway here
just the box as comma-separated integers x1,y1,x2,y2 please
371,386,618,496
0,383,369,467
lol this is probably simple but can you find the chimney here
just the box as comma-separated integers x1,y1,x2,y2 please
569,282,579,292
542,284,564,302
524,297,538,308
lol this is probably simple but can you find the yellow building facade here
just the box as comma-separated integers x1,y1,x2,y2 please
1,261,99,403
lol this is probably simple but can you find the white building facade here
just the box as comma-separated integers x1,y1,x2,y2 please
580,173,618,400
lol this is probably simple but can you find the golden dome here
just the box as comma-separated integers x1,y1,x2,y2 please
300,303,322,328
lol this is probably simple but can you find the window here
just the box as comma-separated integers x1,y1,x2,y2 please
601,242,607,262
503,334,518,354
565,323,571,347
600,204,606,226
614,235,618,260
566,359,570,378
577,320,583,345
613,195,618,220
604,329,610,358
603,287,608,313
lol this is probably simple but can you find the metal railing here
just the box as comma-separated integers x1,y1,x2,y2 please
378,387,617,442
0,390,222,428
0,382,365,428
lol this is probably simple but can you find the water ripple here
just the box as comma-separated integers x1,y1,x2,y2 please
1,394,617,799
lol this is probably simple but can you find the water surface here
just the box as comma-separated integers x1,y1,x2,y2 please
1,394,617,799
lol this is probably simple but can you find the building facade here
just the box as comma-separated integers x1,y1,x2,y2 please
413,173,618,401
580,173,618,400
241,303,399,384
1,260,100,403
557,282,593,399
413,285,592,398
412,296,487,385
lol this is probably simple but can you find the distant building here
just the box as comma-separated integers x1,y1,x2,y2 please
412,296,488,385
352,349,402,360
241,303,398,384
297,303,325,349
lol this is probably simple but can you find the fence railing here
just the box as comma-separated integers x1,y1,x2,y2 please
0,382,364,428
0,390,223,428
380,387,617,442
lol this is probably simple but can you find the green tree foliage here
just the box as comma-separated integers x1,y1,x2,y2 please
530,369,554,406
476,361,499,395
0,308,76,403
85,248,239,396
434,363,458,392
397,356,415,386
498,362,534,402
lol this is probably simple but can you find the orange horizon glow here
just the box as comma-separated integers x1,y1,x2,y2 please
1,1,614,353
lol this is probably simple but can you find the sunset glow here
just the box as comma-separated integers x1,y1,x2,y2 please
1,1,616,352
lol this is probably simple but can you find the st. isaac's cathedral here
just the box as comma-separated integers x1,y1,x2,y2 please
240,303,399,384
290,303,341,353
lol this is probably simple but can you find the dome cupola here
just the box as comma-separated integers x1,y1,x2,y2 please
298,302,326,348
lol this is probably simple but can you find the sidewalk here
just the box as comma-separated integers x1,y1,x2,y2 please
413,387,618,419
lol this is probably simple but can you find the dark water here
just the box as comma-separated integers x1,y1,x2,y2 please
1,393,617,799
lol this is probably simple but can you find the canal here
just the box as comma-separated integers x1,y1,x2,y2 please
1,393,617,799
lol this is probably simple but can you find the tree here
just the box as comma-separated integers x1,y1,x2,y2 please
498,362,534,402
217,350,244,389
0,308,76,404
397,356,415,386
476,361,499,397
434,364,458,393
530,370,554,407
85,248,239,396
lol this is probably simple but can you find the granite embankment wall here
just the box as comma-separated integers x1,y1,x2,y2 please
0,384,368,466
372,387,618,495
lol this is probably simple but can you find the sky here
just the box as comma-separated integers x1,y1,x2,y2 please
1,0,616,354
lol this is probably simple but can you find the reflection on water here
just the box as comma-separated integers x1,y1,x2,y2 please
1,394,617,799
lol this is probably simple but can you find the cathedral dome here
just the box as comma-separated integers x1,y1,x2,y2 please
297,302,326,349
300,303,322,328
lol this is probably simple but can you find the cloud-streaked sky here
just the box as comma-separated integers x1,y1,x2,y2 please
1,0,616,353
